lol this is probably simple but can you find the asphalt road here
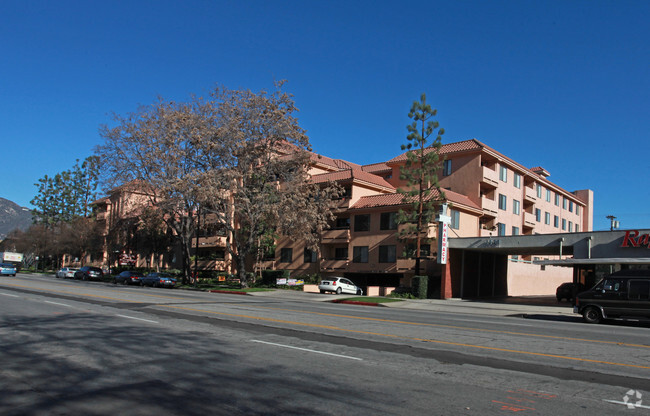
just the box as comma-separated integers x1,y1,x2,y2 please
1,273,649,415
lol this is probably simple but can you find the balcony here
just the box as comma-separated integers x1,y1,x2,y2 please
396,258,416,271
321,228,351,242
396,223,437,239
524,188,537,204
481,196,498,218
321,259,349,270
197,235,227,248
523,212,536,229
480,166,499,188
96,211,107,221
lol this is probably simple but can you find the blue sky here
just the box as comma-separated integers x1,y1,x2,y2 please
1,0,648,231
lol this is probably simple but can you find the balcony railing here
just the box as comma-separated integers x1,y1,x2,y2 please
321,228,351,242
523,212,536,228
480,166,499,187
524,188,537,204
481,196,498,217
321,259,349,270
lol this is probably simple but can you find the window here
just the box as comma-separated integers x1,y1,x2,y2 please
497,223,506,236
563,197,567,209
380,212,398,230
554,215,559,228
514,173,521,189
546,189,551,202
443,159,452,176
303,248,317,263
545,212,550,225
335,217,350,229
576,206,580,217
280,248,293,263
555,194,560,206
450,209,460,230
354,214,370,232
513,200,520,215
499,165,508,182
569,221,573,232
569,201,574,213
378,245,396,263
629,280,650,300
562,219,567,230
334,247,348,260
535,208,541,222
353,246,369,263
498,194,507,210
536,184,542,198
575,224,580,232
512,226,520,235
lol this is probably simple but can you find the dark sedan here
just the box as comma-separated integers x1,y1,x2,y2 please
114,271,144,285
141,272,177,288
74,266,104,281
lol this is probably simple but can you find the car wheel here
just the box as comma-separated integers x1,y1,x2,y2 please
113,279,118,284
319,290,325,294
122,279,128,285
336,287,342,295
582,306,602,324
357,289,362,296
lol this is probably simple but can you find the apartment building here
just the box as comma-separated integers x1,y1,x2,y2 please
93,139,593,298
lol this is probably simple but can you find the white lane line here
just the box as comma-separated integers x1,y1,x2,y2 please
603,399,650,409
44,301,73,307
252,340,362,361
0,293,20,298
116,314,159,324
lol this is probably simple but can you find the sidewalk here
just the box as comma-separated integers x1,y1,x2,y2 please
248,289,576,318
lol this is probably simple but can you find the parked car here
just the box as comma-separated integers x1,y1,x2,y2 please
114,271,144,285
0,263,17,276
74,266,104,281
556,282,585,302
574,269,650,324
56,267,78,279
141,272,177,288
319,276,363,295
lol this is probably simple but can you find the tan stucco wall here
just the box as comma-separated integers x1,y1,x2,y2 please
506,260,572,296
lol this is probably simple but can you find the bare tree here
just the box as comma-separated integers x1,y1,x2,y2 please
96,82,339,285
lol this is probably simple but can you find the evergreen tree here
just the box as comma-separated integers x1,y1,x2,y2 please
397,94,446,276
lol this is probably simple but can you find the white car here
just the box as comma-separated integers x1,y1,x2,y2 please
56,267,78,279
319,277,363,295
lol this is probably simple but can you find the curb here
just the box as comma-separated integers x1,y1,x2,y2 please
331,299,384,307
208,290,249,295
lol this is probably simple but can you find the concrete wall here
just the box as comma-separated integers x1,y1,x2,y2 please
507,260,572,296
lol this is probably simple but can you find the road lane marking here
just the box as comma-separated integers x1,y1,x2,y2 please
116,314,159,324
234,304,650,350
161,304,650,370
44,301,73,307
251,340,362,361
0,292,20,297
603,399,650,409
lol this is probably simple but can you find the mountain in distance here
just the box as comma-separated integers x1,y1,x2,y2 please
0,198,33,240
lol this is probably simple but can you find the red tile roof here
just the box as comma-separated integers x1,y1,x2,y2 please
387,139,484,163
311,169,395,190
361,162,391,174
350,187,481,211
